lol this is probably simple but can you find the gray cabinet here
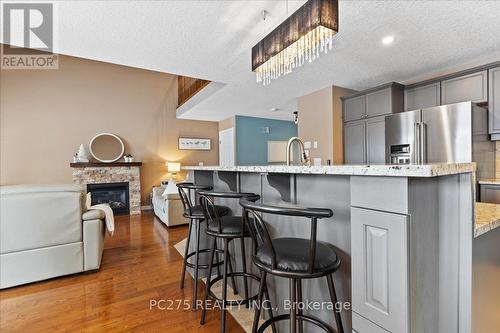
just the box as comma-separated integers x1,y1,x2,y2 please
366,116,386,164
480,184,500,204
344,95,366,122
489,66,500,138
404,82,441,111
344,120,365,164
351,207,409,333
343,83,404,164
366,88,392,118
441,70,488,105
343,82,404,121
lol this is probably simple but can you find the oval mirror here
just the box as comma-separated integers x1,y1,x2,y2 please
89,133,125,163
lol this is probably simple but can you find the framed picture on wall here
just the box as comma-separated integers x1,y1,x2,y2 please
178,137,211,151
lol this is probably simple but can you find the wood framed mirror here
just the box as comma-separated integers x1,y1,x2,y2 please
89,133,125,163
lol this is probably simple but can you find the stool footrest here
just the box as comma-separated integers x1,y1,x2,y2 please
257,313,337,333
185,249,224,269
205,272,261,306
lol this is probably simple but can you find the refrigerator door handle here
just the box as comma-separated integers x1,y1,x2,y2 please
420,122,427,164
414,122,421,164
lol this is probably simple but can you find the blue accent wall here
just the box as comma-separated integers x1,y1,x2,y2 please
235,115,297,165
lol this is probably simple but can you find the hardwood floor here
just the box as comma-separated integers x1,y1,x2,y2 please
0,212,245,333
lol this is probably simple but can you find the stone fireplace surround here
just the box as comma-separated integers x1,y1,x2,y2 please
70,162,142,215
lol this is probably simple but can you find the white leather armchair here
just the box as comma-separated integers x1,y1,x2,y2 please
0,184,106,289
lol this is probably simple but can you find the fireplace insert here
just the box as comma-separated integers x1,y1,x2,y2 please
87,182,130,215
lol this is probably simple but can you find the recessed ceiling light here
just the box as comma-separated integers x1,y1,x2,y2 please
271,108,280,112
382,36,395,45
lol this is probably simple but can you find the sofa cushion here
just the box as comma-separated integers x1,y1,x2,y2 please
1,186,83,254
0,184,82,195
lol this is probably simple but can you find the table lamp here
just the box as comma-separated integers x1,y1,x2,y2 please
165,162,181,193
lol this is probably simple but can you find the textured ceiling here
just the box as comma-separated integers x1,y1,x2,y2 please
4,0,500,121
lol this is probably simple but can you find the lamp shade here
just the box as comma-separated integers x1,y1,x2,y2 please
166,162,181,172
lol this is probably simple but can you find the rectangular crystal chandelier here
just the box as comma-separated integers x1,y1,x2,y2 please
252,0,338,85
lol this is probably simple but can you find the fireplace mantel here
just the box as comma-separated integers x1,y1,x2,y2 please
70,162,142,168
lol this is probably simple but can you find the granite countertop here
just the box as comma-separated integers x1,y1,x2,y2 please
183,163,475,178
478,178,500,185
475,202,500,237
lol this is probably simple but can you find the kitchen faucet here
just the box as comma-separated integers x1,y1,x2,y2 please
286,137,310,166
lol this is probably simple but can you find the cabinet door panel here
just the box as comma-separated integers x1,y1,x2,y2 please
344,120,365,164
366,116,386,164
489,67,500,136
404,82,441,111
352,207,409,333
441,70,488,104
352,311,390,333
344,95,366,122
366,88,391,118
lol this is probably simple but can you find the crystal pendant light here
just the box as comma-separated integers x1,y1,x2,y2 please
252,0,338,85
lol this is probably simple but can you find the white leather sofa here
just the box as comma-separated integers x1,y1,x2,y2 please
152,187,186,227
0,184,106,289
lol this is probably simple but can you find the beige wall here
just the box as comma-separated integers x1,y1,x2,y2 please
218,116,235,132
298,87,334,163
0,54,219,205
298,85,355,164
333,86,356,163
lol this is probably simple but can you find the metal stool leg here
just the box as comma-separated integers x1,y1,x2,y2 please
289,278,297,333
192,219,201,310
263,278,277,333
252,270,266,333
240,237,249,302
180,218,193,289
326,274,344,333
227,240,238,295
216,237,222,277
297,279,303,333
200,236,217,324
220,238,229,333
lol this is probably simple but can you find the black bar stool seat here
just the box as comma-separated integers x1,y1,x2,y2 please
177,182,230,311
206,215,251,236
198,191,275,333
185,204,230,219
254,237,340,277
240,199,344,333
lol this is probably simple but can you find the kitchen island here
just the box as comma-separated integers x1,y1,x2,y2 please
183,163,488,333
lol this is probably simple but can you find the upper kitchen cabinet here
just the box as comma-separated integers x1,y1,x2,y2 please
344,95,366,122
441,70,488,105
489,66,500,139
366,87,399,117
343,82,404,122
404,82,441,111
343,83,403,164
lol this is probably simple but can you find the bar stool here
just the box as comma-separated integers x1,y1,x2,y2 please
198,191,275,333
240,199,344,333
177,182,230,310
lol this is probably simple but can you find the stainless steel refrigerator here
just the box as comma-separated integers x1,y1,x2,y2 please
385,101,495,179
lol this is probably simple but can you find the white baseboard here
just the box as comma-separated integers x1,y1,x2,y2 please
141,205,152,211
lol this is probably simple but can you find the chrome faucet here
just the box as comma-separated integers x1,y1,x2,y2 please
286,137,310,166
